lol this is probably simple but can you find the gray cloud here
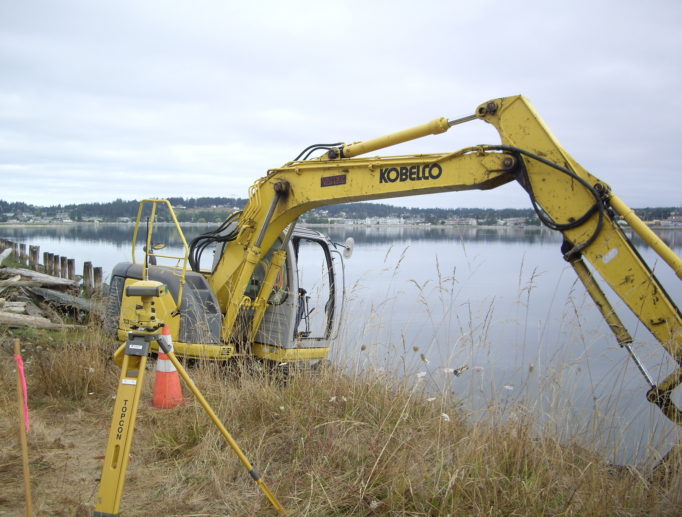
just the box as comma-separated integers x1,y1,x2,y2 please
1,0,681,208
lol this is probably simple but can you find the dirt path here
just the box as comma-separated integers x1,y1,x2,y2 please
1,401,108,516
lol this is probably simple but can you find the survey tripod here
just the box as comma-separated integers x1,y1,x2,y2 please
94,281,285,516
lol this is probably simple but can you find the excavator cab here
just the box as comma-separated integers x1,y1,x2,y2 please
105,199,344,363
216,226,345,361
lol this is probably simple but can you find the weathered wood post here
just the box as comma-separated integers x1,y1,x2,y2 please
19,243,27,266
13,242,19,261
60,256,68,278
93,267,103,295
52,255,61,278
29,246,40,269
43,252,49,274
46,253,54,275
83,261,94,295
67,258,76,280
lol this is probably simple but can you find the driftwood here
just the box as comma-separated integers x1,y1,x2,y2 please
20,298,45,318
0,299,27,313
0,266,95,328
0,311,75,330
0,279,58,289
0,275,21,295
0,267,77,289
27,287,93,313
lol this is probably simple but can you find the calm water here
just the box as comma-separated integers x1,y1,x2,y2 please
3,223,681,464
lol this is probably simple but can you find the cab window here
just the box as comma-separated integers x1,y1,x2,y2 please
294,238,335,339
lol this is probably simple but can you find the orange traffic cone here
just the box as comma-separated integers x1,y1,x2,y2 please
152,326,183,409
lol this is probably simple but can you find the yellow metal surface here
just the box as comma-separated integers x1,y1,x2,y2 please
118,278,179,335
114,331,234,362
131,199,190,306
115,276,238,361
610,193,682,280
477,96,681,365
95,350,148,515
222,246,262,343
250,249,287,340
172,341,235,359
570,257,633,347
336,117,449,158
209,151,515,336
648,369,682,424
252,343,330,362
112,342,126,367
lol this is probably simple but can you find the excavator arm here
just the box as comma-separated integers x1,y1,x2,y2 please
208,95,681,423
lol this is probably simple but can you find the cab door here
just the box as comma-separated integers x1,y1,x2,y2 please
291,231,343,346
253,228,344,359
251,236,297,348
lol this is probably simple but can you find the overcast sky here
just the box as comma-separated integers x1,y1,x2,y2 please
1,0,681,209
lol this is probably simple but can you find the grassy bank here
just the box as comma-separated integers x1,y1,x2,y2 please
1,326,680,516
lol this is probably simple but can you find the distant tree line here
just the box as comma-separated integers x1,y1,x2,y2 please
318,203,536,220
0,198,678,224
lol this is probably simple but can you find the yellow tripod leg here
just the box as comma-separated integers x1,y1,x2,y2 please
94,334,151,517
160,345,286,514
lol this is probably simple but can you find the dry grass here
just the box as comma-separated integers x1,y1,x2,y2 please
0,325,680,516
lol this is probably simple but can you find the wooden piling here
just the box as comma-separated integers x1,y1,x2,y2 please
67,259,76,280
2,238,103,291
29,246,40,269
83,261,93,295
52,255,61,278
46,253,54,275
60,256,68,278
93,267,103,294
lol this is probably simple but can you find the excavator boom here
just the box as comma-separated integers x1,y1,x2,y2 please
207,95,681,423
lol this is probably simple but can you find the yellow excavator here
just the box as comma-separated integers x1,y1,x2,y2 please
105,94,681,422
96,95,681,515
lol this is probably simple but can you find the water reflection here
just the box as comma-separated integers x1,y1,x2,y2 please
3,223,679,250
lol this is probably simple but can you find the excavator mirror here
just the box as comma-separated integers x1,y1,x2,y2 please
342,237,355,259
336,237,355,259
